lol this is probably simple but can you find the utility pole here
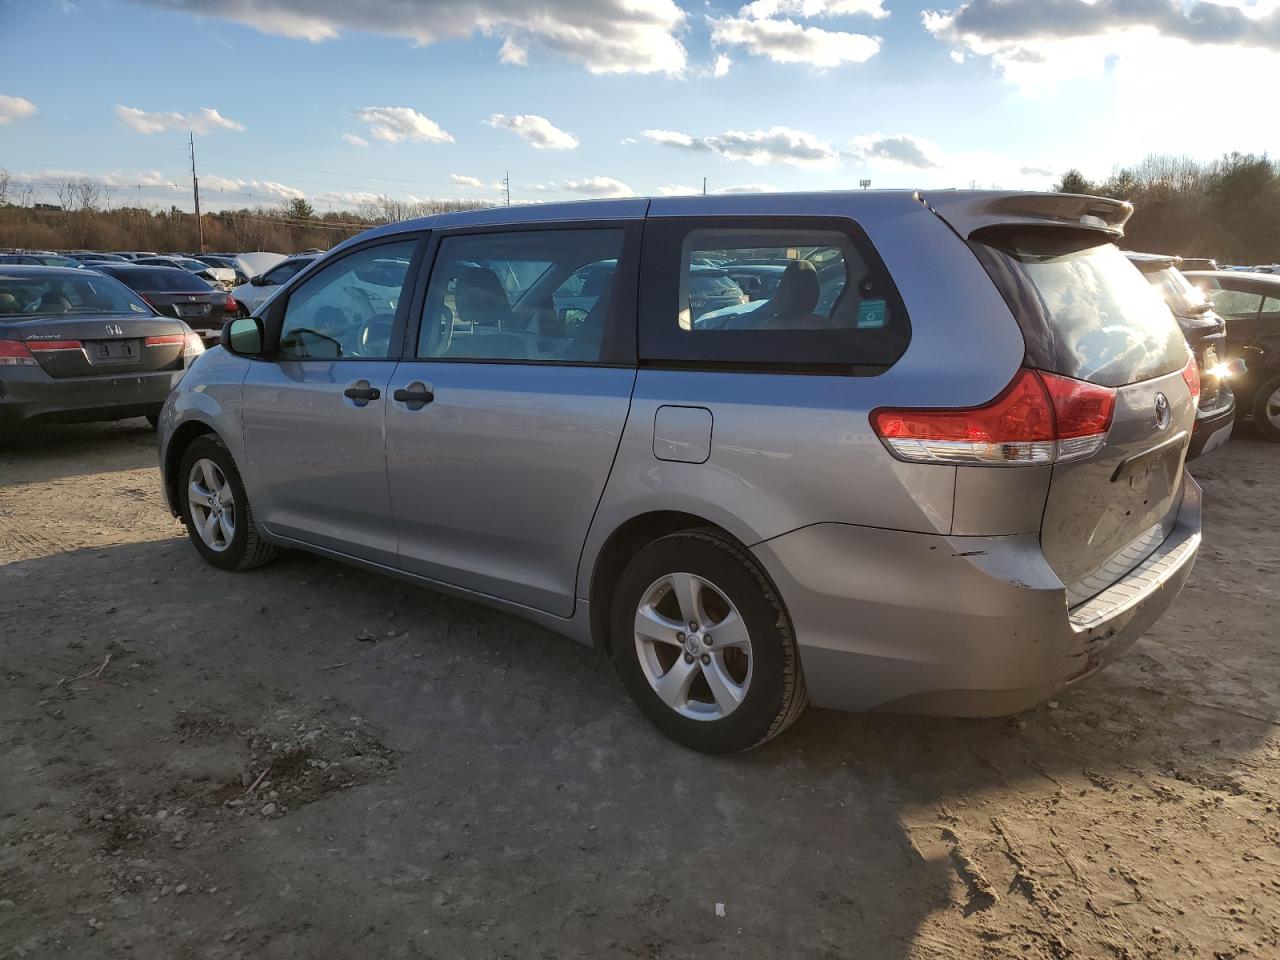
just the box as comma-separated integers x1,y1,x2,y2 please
503,171,511,206
702,177,707,196
189,132,204,253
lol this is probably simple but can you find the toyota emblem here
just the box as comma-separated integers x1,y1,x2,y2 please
1154,392,1171,430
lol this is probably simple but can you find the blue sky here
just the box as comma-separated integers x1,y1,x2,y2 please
1,0,1277,212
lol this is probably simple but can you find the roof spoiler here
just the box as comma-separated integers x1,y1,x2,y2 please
916,191,1133,239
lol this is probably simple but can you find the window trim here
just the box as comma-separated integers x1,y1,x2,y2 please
263,233,429,363
403,219,642,368
638,215,910,375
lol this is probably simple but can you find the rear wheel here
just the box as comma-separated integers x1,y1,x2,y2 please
1252,374,1280,442
177,435,277,571
610,528,807,753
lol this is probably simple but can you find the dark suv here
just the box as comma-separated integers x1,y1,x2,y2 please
1126,253,1236,458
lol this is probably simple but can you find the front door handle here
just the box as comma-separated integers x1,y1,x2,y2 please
343,381,381,406
392,382,434,410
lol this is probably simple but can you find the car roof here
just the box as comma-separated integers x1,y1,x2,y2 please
0,265,95,279
1185,270,1280,286
1123,251,1180,268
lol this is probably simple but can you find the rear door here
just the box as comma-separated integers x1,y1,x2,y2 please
239,237,423,566
970,231,1195,603
385,220,642,617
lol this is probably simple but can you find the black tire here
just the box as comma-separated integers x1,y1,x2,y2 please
177,435,278,571
1252,374,1280,442
610,528,807,753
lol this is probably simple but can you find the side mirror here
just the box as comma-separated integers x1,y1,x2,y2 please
250,274,267,286
221,316,265,356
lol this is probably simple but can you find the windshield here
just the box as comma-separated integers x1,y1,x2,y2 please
1146,266,1211,316
975,233,1189,387
0,272,154,318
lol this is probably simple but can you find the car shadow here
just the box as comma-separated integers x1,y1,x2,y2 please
4,533,1277,959
0,417,157,488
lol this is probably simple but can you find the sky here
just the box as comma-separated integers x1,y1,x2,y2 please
1,0,1278,213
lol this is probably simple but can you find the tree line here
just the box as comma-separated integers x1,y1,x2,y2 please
0,172,490,254
1055,152,1280,265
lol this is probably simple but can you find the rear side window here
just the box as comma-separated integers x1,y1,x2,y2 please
640,218,910,372
972,232,1188,388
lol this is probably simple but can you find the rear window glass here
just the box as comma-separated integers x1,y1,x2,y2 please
973,232,1188,388
0,272,152,318
1145,267,1211,316
113,268,213,292
640,219,911,372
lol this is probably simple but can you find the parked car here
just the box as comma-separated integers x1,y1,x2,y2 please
0,253,85,268
0,266,203,430
159,191,1201,753
1185,269,1280,441
66,252,129,265
193,255,249,286
230,253,317,315
113,251,159,261
724,263,787,301
134,256,237,289
686,267,748,321
94,265,236,343
1176,257,1218,272
1126,252,1236,458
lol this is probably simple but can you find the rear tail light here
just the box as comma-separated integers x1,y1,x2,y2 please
183,332,205,359
26,340,85,353
0,341,36,366
224,293,237,314
145,334,186,347
1181,353,1200,408
870,368,1116,466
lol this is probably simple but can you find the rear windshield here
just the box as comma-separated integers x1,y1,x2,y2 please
0,272,153,318
973,231,1188,388
112,268,213,292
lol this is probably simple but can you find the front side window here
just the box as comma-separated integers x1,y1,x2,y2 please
418,229,626,363
277,241,415,360
1207,288,1263,318
640,219,910,371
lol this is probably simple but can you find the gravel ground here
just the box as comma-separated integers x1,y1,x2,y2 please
2,418,1278,959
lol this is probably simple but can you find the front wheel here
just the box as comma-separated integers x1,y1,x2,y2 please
177,435,278,571
610,529,807,753
1252,374,1280,442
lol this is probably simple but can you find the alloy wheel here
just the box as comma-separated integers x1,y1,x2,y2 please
187,458,236,553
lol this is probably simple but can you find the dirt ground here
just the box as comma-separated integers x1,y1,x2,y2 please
1,418,1278,960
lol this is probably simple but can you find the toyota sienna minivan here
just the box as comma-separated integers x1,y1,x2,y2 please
158,191,1202,753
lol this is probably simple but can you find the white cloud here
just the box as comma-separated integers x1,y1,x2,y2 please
847,133,944,170
116,105,244,134
658,183,700,195
354,106,453,144
715,182,776,193
486,113,579,150
451,173,486,188
0,95,37,125
642,126,839,167
923,0,1280,88
560,176,635,198
713,54,733,76
201,175,305,200
341,132,368,147
740,0,888,20
131,0,688,74
709,15,881,67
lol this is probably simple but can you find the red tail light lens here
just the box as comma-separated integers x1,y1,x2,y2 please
871,368,1116,466
224,293,237,314
0,340,36,366
145,334,186,347
26,340,84,352
1181,353,1200,407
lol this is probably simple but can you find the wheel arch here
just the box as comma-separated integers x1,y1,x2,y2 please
163,419,222,516
587,510,743,655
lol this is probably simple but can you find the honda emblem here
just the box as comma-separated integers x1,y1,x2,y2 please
104,323,124,336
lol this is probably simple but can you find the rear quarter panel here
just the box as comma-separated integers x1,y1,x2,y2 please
578,192,1030,595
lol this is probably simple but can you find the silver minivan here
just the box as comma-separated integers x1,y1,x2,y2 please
158,191,1202,752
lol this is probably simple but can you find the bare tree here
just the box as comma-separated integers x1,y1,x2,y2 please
0,168,10,207
74,177,101,212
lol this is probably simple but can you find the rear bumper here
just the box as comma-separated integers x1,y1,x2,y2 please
1188,387,1235,460
752,474,1201,716
0,368,174,426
